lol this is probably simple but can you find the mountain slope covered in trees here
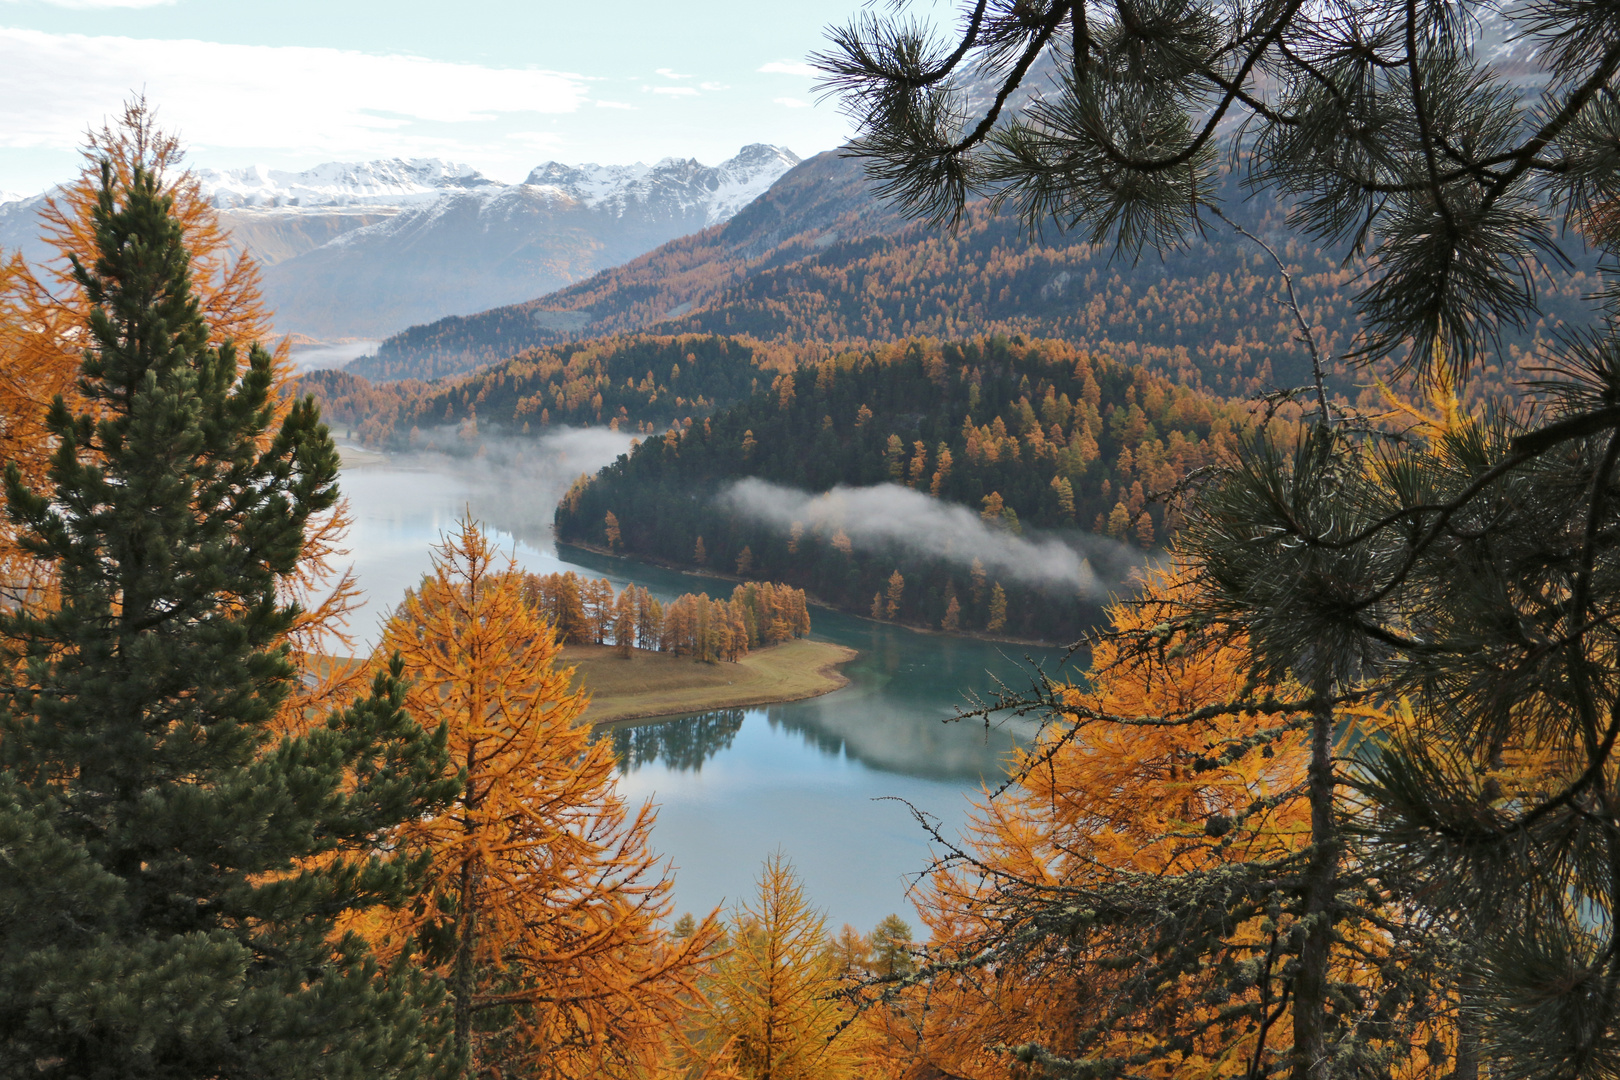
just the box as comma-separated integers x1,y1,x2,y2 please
302,333,812,446
553,335,1256,642
354,149,1597,397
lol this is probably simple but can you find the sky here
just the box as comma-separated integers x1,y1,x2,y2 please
0,0,895,195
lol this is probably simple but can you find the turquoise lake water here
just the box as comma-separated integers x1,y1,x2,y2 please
337,441,1081,932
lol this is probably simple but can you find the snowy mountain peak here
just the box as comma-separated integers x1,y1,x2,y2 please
709,144,802,223
187,145,798,225
521,144,799,224
195,158,501,211
522,160,654,205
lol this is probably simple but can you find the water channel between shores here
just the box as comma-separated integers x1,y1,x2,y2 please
337,439,1081,930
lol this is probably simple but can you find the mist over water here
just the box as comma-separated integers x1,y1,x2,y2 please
290,340,381,371
721,478,1146,595
336,428,636,645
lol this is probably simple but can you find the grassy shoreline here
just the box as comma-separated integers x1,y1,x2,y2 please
566,638,858,727
556,540,1074,650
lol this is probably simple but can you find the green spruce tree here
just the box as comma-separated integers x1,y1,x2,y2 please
0,161,459,1078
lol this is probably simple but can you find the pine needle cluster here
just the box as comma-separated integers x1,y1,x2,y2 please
815,0,1620,376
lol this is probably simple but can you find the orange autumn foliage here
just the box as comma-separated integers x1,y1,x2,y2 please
692,853,856,1080
864,562,1455,1080
359,518,720,1079
1,100,283,505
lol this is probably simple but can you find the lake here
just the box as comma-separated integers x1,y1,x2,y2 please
337,434,1082,933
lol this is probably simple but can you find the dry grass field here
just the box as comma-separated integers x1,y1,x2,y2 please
564,638,858,726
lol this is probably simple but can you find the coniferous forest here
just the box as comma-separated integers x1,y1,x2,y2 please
552,335,1254,640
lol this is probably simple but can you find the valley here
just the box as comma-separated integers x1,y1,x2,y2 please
3,5,1615,1076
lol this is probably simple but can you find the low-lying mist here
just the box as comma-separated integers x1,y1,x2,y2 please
719,479,1147,596
290,340,382,372
338,426,637,554
331,427,638,649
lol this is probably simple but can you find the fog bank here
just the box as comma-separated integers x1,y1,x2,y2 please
290,340,381,372
720,479,1144,596
333,428,637,646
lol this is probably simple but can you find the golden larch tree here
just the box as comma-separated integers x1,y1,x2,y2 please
986,583,1007,632
859,562,1458,1080
699,853,855,1080
363,517,719,1080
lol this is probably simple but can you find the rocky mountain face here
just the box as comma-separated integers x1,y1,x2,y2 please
247,146,798,340
353,150,914,380
0,146,800,341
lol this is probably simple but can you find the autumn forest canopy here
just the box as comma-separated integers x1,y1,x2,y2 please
14,0,1620,1076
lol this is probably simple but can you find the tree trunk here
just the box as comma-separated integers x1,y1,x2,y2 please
453,858,480,1070
1292,696,1338,1080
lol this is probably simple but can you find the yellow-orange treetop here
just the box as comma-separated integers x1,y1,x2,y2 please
361,517,719,1079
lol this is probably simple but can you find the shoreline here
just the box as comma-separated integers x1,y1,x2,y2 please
557,538,1072,651
567,638,859,727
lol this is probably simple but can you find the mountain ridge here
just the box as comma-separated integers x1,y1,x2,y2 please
0,145,802,342
352,150,910,380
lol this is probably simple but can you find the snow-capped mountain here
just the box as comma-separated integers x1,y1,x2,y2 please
524,144,800,226
243,144,800,339
195,158,501,211
0,145,799,341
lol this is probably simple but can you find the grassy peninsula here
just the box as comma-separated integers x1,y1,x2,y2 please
567,638,857,725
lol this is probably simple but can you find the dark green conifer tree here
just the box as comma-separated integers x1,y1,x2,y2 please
0,161,459,1078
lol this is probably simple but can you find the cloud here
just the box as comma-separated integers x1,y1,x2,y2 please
594,100,637,110
698,81,729,92
773,97,810,109
654,67,691,80
6,0,174,6
0,29,588,158
648,86,699,96
504,130,567,151
720,480,1144,595
759,60,818,76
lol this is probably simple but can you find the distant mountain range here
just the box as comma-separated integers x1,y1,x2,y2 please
342,12,1578,392
350,151,911,381
355,150,1355,394
0,145,800,341
357,143,1594,404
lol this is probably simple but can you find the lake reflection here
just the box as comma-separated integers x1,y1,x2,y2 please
603,709,748,773
338,446,1085,929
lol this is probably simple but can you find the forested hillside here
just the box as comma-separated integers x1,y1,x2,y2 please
554,335,1256,642
352,150,1596,399
302,333,813,445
